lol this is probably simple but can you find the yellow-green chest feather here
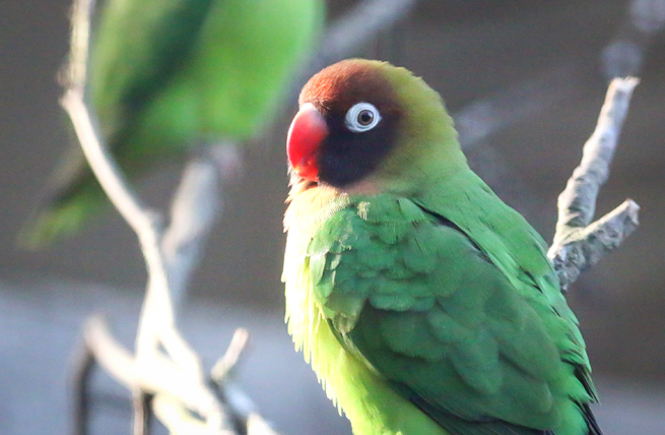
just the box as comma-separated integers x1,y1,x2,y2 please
283,185,450,435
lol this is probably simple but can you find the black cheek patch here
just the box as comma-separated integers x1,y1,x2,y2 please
318,116,398,188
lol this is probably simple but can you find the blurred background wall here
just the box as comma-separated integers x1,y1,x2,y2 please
1,1,664,434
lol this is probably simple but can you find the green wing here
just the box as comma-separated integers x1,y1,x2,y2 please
89,0,215,146
307,195,596,435
90,0,326,145
20,0,324,247
17,0,215,248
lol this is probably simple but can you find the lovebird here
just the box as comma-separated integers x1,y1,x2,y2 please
282,59,601,435
21,0,324,247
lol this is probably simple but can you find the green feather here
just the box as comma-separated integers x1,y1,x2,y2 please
20,0,324,248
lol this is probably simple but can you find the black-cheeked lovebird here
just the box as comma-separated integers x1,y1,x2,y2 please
282,59,601,435
21,0,324,247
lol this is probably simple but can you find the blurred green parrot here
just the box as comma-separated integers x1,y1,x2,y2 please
21,0,324,247
282,59,601,435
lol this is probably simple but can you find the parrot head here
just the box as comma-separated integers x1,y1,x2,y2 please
287,59,465,195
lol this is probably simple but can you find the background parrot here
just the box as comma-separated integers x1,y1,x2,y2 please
20,0,324,247
282,59,602,435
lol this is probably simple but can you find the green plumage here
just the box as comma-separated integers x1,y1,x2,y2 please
21,0,323,247
283,60,599,435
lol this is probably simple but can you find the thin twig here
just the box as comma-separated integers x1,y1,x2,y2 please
71,338,95,435
548,77,640,290
83,316,237,432
152,393,236,435
162,154,223,309
132,391,154,435
154,331,267,435
209,329,263,433
63,0,232,430
211,328,250,384
247,414,282,435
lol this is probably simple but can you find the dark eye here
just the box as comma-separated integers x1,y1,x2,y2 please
358,110,374,125
345,102,381,133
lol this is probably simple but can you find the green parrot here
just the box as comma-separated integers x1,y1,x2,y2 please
20,0,324,247
282,59,601,435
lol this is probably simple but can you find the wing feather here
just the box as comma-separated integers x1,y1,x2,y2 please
308,194,595,435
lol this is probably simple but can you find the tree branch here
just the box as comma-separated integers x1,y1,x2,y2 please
548,77,640,290
62,0,270,433
161,145,239,309
71,336,95,435
83,316,245,435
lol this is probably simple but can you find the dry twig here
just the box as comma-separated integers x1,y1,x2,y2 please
548,77,640,290
63,0,267,433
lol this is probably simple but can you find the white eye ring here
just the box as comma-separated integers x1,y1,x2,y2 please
344,102,381,133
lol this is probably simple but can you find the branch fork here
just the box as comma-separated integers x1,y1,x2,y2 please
548,78,640,290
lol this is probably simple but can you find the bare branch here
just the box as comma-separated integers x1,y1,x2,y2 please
132,391,154,435
550,200,640,290
61,92,161,245
63,0,260,432
548,77,640,290
82,318,279,435
152,394,235,435
62,0,161,244
71,337,95,435
83,316,236,431
208,329,288,435
211,328,250,383
161,147,238,309
247,414,282,435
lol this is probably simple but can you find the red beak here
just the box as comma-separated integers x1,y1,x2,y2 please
286,103,328,182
